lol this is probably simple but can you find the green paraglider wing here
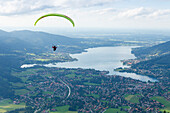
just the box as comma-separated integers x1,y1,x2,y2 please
34,13,75,27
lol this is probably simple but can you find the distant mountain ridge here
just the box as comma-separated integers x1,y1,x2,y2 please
0,29,87,54
10,30,83,46
0,29,132,54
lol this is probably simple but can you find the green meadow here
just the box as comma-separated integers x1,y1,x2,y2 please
0,99,25,113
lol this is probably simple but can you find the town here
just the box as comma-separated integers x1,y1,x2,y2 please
10,67,169,113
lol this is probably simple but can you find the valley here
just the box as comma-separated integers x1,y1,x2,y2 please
0,29,169,113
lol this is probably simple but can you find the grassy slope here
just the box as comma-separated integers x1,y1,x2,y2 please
151,96,170,112
124,94,140,104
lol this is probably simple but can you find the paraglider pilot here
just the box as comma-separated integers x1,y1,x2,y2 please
52,46,57,51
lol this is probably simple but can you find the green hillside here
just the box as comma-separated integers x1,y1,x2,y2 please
132,41,170,58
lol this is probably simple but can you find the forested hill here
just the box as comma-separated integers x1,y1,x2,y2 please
132,53,170,70
132,41,170,58
0,55,23,98
0,29,84,99
130,41,170,81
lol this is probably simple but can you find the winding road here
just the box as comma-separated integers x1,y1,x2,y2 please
59,78,71,99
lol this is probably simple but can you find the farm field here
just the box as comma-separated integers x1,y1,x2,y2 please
151,96,170,112
0,99,25,113
124,94,141,104
50,105,77,113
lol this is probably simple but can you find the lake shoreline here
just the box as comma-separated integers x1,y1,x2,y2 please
21,46,158,82
114,67,158,81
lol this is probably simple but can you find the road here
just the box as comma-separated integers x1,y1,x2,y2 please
59,78,71,99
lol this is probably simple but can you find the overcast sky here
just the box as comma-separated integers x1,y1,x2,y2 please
0,0,170,31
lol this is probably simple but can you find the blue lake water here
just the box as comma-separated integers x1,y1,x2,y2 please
41,46,157,82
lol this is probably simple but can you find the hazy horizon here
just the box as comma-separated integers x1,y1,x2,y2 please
1,27,170,38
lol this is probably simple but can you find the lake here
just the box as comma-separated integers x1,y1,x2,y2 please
21,46,158,82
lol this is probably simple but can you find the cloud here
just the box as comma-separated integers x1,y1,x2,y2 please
117,7,170,19
0,0,170,16
117,7,153,18
0,0,59,15
62,0,119,8
0,0,120,16
90,8,117,15
148,9,170,17
0,0,170,29
85,7,170,20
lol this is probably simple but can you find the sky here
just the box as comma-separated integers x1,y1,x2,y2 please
0,0,170,32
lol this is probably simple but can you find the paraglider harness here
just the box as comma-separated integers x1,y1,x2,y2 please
52,45,57,51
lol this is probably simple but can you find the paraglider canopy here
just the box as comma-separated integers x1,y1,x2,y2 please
34,13,75,27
